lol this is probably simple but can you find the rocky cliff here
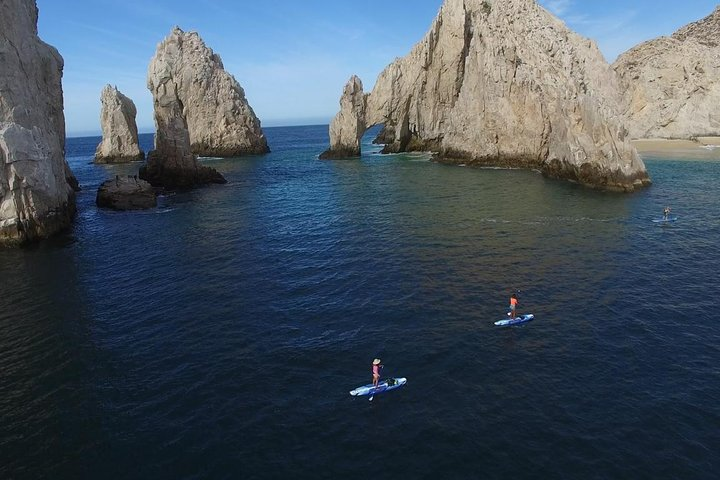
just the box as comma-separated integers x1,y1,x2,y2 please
142,29,227,189
0,0,78,245
94,85,144,163
323,0,650,191
154,27,269,157
614,6,720,139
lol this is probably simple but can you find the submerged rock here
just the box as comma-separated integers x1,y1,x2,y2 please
614,6,720,139
142,28,227,189
323,0,650,191
154,27,269,157
0,0,78,246
96,175,157,210
95,85,145,163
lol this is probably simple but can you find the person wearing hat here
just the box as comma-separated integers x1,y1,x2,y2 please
372,358,383,388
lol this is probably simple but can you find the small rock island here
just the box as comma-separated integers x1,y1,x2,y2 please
96,175,157,211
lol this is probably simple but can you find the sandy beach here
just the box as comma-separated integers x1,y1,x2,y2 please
632,137,720,160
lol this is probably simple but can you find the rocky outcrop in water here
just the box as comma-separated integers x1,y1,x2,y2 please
0,0,78,245
319,76,365,159
96,175,156,210
154,27,269,157
323,0,650,191
94,85,144,163
142,29,227,189
614,6,720,139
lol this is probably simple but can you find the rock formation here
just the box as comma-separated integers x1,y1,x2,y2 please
614,6,720,139
319,76,365,159
141,29,227,189
0,0,78,245
96,175,156,210
153,27,269,157
94,85,144,163
322,0,650,191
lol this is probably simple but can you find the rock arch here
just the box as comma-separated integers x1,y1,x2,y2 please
320,0,651,192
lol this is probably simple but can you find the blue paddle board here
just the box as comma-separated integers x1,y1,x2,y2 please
652,216,678,223
495,313,535,327
350,377,407,397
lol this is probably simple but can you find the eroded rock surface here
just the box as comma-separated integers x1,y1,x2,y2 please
323,0,650,191
95,85,144,163
154,27,269,157
320,76,365,159
614,6,720,139
142,29,227,189
0,0,78,245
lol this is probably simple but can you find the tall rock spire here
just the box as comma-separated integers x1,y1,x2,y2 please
94,85,144,163
154,27,269,157
142,28,226,189
319,75,366,159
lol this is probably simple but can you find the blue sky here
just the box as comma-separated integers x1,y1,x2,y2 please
35,0,719,136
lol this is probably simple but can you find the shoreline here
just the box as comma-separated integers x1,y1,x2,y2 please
632,137,720,160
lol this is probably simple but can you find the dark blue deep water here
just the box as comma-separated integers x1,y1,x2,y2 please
1,125,719,479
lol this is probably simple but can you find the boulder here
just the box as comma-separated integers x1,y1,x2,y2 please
614,6,720,139
0,0,78,245
96,175,157,210
322,0,650,191
94,85,145,163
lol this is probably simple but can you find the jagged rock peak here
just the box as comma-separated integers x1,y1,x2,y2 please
613,6,720,139
94,85,144,163
323,0,650,191
672,5,720,47
0,0,78,246
319,75,366,159
142,28,227,189
152,26,269,157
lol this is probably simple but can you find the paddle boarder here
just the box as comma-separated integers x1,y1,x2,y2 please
508,293,519,319
372,358,383,388
663,206,671,220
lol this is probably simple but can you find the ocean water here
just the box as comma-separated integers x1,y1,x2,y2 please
1,125,719,479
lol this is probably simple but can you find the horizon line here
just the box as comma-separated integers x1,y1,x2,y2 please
66,122,334,139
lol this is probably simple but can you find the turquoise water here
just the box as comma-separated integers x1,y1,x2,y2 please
1,126,719,479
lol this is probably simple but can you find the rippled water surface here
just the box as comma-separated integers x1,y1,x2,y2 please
1,126,719,479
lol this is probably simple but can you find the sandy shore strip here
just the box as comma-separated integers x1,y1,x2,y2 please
632,138,720,160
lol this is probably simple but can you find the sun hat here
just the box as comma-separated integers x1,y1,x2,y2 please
373,358,381,365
